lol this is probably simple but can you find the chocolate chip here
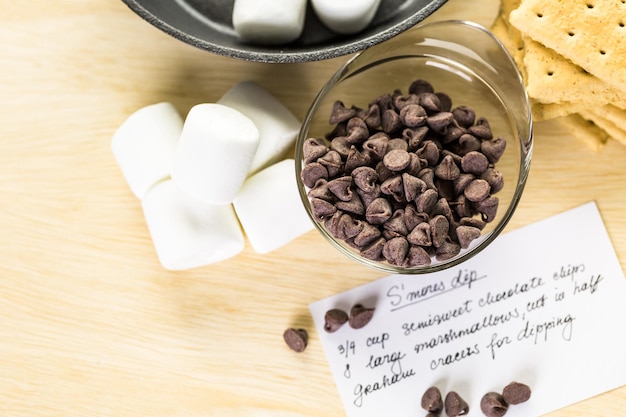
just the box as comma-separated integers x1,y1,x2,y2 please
420,92,442,114
409,79,435,95
327,176,353,201
417,140,441,167
426,111,454,133
383,236,410,265
335,193,365,216
360,236,386,260
283,328,308,353
400,103,428,127
435,154,461,180
301,78,509,269
362,104,382,129
382,108,403,133
317,149,343,177
481,168,504,194
354,223,382,247
404,126,429,150
384,209,409,235
348,304,375,329
311,197,337,219
452,105,476,127
303,137,328,163
480,392,508,417
469,117,493,139
330,135,351,157
365,197,393,225
481,137,507,164
407,221,432,246
330,100,356,124
474,196,499,222
502,382,531,405
444,391,469,417
345,146,372,174
383,149,411,171
461,151,490,175
380,175,405,202
345,117,369,144
404,245,432,266
301,162,328,188
436,92,452,112
421,386,443,413
352,166,379,193
429,215,449,248
464,178,491,202
456,225,482,249
324,309,349,333
362,133,389,160
415,188,438,213
435,238,461,261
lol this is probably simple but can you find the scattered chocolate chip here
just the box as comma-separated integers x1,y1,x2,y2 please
421,386,444,413
283,328,308,353
480,392,509,417
324,309,349,333
444,391,469,417
502,382,531,405
348,304,375,329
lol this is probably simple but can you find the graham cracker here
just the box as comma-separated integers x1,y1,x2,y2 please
558,113,609,150
522,35,623,105
600,103,626,127
531,100,590,121
491,15,526,80
509,0,626,94
580,108,626,146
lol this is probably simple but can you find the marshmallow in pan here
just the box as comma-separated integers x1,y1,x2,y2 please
233,159,314,254
142,179,244,270
111,102,183,199
218,81,301,175
311,0,382,34
232,0,307,44
172,103,260,205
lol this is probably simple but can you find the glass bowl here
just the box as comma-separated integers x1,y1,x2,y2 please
295,20,533,274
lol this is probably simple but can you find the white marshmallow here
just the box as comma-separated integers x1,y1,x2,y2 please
142,179,244,270
232,0,307,44
218,81,301,176
111,102,183,199
172,103,260,205
311,0,381,34
233,159,314,254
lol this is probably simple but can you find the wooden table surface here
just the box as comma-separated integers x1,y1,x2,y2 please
2,0,626,416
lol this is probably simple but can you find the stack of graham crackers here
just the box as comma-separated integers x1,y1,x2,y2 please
492,0,626,149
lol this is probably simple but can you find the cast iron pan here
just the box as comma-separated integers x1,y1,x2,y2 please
121,0,448,63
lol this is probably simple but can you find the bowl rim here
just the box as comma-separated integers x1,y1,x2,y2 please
120,0,449,63
295,19,534,274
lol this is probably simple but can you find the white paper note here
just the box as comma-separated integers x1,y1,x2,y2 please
309,202,626,417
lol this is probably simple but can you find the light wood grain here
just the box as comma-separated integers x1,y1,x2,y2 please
1,0,625,416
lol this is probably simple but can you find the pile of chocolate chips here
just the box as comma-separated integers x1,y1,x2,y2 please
301,79,507,267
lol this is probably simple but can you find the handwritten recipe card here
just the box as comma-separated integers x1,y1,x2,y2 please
310,202,626,417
